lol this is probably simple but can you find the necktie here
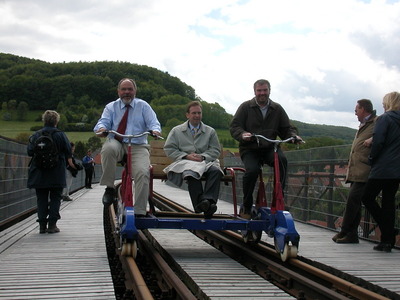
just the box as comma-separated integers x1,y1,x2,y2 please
116,105,130,142
192,127,199,136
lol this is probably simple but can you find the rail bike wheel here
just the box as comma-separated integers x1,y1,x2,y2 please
243,230,262,244
121,240,137,258
274,238,298,262
240,206,262,244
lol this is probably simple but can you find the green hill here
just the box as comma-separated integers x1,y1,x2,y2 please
292,120,356,144
0,52,356,147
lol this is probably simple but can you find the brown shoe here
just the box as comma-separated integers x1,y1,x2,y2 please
47,223,60,234
39,222,47,234
336,234,359,244
332,231,346,242
239,212,252,220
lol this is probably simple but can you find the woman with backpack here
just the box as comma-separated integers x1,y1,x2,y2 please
27,110,74,234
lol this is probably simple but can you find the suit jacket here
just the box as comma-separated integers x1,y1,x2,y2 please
163,121,223,186
346,112,376,183
230,98,297,156
164,121,221,162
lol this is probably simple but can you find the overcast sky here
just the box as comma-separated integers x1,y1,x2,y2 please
1,0,399,129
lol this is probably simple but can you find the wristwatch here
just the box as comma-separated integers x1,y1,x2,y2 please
201,156,206,161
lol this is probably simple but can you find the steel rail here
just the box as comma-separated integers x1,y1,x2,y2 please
109,199,198,299
137,230,197,300
107,205,154,300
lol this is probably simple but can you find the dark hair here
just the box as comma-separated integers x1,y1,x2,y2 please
253,79,271,91
357,99,373,113
186,101,202,113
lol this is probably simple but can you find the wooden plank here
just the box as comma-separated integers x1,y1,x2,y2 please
0,186,115,300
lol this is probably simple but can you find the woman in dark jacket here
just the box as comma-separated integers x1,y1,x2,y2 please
362,91,400,252
27,110,72,234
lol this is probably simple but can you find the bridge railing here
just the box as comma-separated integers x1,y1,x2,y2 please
0,136,103,229
222,145,399,245
1,136,398,246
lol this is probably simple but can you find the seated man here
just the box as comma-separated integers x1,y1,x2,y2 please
163,101,223,218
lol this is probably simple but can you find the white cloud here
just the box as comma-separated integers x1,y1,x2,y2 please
1,0,400,129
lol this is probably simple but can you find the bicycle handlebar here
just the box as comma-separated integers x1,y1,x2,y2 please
253,134,304,144
96,130,164,140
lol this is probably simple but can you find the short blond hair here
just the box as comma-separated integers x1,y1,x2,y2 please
42,110,60,127
383,92,400,112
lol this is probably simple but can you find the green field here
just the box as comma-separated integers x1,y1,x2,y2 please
0,110,238,152
0,110,97,143
1,119,96,143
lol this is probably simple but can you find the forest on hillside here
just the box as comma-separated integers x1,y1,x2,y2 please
0,53,231,131
0,52,356,147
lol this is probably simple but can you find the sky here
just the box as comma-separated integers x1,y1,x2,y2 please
1,0,400,129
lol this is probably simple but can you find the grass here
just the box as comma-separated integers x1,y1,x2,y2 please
0,110,239,152
0,110,97,143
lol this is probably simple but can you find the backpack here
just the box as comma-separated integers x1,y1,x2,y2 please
32,129,60,169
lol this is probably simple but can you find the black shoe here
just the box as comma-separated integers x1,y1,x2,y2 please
332,231,346,242
39,222,47,234
102,187,115,206
195,200,210,213
204,203,217,219
336,233,359,244
63,196,73,201
373,243,392,252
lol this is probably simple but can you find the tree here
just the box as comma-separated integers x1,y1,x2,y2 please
16,101,29,121
57,101,66,113
87,136,102,152
58,114,68,131
8,99,17,110
0,54,196,110
64,94,75,107
74,141,86,159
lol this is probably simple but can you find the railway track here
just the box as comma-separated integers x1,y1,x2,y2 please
105,191,397,300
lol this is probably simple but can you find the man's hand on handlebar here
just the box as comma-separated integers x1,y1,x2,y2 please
151,130,162,139
242,132,253,141
96,128,108,138
291,135,304,144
